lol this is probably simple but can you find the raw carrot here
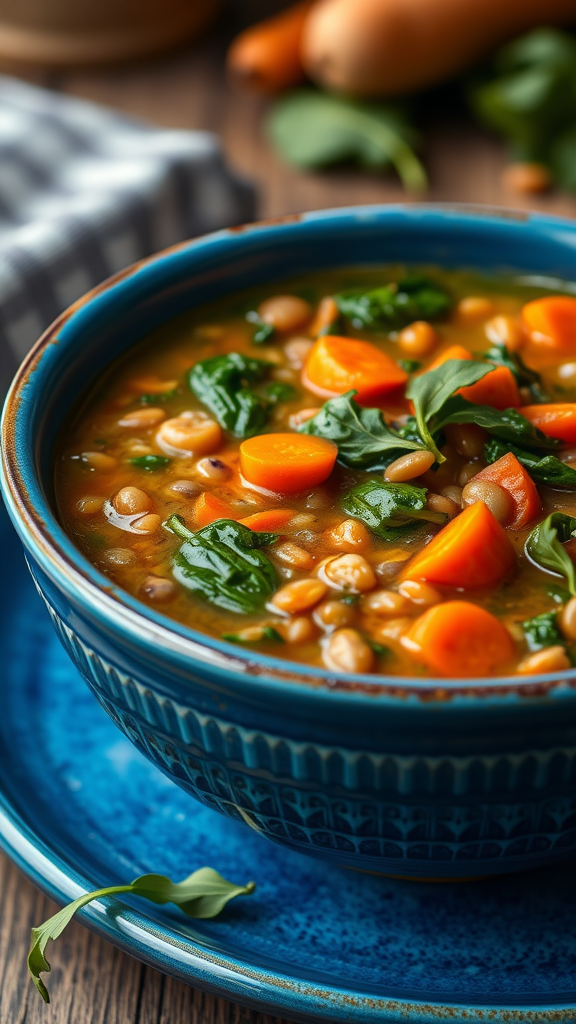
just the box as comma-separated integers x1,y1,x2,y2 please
303,335,408,404
458,365,521,409
301,0,576,98
400,500,516,588
240,433,338,494
522,296,576,353
473,452,542,529
226,0,312,94
520,403,576,444
239,508,298,531
194,492,237,528
402,601,515,677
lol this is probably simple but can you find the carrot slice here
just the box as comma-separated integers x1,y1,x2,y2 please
520,403,576,444
458,365,521,409
403,601,515,677
240,433,337,494
302,335,408,405
425,344,472,371
474,453,542,529
239,508,297,531
401,501,516,588
193,492,237,528
522,296,576,353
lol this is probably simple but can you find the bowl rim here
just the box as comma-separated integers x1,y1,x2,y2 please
3,200,576,705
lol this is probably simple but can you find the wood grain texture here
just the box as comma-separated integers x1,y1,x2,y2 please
2,5,576,1021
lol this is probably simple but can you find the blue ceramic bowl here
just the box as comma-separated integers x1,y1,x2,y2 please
2,205,576,880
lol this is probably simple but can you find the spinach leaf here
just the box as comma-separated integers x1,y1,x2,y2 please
263,381,298,403
522,610,563,652
336,275,451,330
164,514,278,614
484,340,549,402
436,397,560,452
469,29,576,169
267,89,427,191
525,512,576,595
398,359,422,374
485,438,576,489
342,480,448,540
300,390,425,470
29,868,254,1003
188,352,272,438
222,626,284,643
129,455,171,471
406,359,494,461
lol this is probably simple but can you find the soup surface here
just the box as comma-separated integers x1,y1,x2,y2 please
55,266,576,678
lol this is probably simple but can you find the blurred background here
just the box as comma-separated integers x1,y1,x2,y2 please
2,0,576,220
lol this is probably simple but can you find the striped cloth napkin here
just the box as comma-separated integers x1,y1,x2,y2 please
0,75,255,396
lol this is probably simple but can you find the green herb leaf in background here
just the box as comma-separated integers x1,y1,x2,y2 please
342,480,448,540
525,512,576,595
406,359,494,462
246,310,275,345
267,89,427,192
300,390,425,470
29,868,254,1003
129,455,171,471
335,275,451,330
522,610,563,652
188,352,272,438
263,381,298,404
165,514,278,614
485,438,576,489
469,28,576,186
139,389,179,405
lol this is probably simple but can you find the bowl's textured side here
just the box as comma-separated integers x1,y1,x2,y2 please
40,586,576,878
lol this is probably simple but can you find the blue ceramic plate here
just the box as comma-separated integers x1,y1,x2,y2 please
0,503,575,1024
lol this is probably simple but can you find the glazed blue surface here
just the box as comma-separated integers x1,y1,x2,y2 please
1,502,575,1023
2,205,576,879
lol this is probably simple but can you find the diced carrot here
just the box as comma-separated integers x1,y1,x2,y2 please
194,492,237,528
425,344,472,371
458,365,521,409
420,345,520,408
400,500,516,588
302,335,408,405
310,296,339,338
473,453,542,529
402,601,515,677
239,508,298,531
520,403,576,444
240,433,338,494
522,296,576,353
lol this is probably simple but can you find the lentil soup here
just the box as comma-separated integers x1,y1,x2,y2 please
54,266,576,678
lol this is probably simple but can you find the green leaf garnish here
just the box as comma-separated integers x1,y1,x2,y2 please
29,868,254,1003
342,480,448,541
525,512,576,595
300,390,425,470
485,438,576,489
435,398,561,452
522,610,563,652
406,359,494,462
267,89,427,192
139,389,179,405
129,455,171,471
335,275,451,331
188,352,273,438
222,626,285,643
246,311,275,345
164,514,278,614
398,359,422,374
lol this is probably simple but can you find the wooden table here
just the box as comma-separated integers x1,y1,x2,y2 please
2,8,576,1022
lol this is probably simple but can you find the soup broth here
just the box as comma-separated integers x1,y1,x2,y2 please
55,266,576,678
